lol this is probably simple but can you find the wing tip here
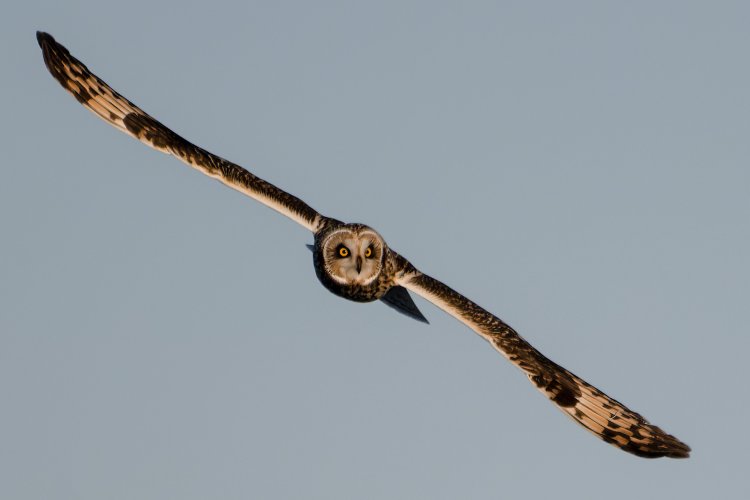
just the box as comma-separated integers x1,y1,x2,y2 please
651,428,692,459
628,440,691,459
611,424,691,459
36,31,55,49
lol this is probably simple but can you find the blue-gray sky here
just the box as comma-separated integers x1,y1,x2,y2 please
3,1,748,498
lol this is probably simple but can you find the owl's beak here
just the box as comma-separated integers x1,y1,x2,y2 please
356,256,362,274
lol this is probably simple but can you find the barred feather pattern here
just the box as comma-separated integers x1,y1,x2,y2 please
36,32,322,232
400,271,690,458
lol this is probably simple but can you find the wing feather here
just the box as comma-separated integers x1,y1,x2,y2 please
37,32,322,232
398,269,690,458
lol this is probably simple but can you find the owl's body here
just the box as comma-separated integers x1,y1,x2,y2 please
37,32,690,459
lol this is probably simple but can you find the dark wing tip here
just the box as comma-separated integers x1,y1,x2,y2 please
628,438,691,459
646,432,692,459
616,427,691,458
600,409,692,459
36,31,55,48
656,430,691,459
667,447,691,459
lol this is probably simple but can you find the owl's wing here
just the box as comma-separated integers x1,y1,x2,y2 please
397,268,690,458
37,32,322,232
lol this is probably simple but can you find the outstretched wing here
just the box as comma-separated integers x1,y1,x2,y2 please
398,269,690,458
37,32,323,232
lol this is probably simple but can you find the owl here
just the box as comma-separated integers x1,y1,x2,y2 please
37,32,690,459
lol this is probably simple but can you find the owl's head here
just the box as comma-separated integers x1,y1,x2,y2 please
317,224,386,288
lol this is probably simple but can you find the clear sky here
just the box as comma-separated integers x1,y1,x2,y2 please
2,1,748,498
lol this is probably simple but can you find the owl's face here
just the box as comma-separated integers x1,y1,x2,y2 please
320,226,386,286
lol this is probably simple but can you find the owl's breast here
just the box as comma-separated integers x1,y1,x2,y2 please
311,249,395,303
313,261,391,303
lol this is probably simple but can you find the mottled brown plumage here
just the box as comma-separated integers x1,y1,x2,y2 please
400,272,690,458
37,31,690,458
36,31,321,232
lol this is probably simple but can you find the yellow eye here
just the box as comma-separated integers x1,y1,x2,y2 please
338,246,349,257
364,246,373,258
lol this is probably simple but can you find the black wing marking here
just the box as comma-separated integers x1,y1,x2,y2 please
399,270,690,458
37,32,323,232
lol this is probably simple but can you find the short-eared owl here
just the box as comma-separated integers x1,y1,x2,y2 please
37,32,690,458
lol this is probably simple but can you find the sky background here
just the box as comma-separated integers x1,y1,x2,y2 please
2,1,749,499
